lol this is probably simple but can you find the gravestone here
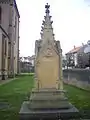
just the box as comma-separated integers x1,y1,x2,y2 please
19,3,79,120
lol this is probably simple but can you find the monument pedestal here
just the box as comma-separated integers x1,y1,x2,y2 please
19,89,79,120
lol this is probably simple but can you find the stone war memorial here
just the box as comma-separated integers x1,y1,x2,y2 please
19,3,79,120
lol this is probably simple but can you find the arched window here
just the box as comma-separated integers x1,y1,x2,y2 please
0,6,2,24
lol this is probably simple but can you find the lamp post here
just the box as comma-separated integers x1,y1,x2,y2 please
84,40,90,69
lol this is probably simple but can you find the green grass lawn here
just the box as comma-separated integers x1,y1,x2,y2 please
64,84,90,110
0,75,90,120
0,75,34,120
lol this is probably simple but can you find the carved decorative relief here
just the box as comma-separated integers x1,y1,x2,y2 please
44,48,53,57
36,60,40,66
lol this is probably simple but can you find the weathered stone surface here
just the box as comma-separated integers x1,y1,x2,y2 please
20,88,79,119
19,101,79,120
0,102,11,109
34,2,63,90
29,89,70,110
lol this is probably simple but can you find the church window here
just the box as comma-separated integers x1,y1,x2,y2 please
14,16,17,43
0,6,2,24
5,39,7,55
2,35,7,56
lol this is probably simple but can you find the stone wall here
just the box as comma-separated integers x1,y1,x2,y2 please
0,27,9,80
1,4,10,33
63,69,90,91
13,5,19,75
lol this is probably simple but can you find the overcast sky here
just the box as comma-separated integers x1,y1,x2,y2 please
16,0,90,57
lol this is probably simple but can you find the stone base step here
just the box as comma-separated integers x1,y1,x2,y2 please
29,89,73,110
19,101,79,120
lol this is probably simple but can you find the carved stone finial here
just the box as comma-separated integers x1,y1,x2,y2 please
42,20,45,25
51,21,53,24
45,3,50,9
45,3,50,13
40,32,43,35
41,26,44,31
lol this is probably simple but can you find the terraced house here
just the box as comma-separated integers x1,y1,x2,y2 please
0,0,20,80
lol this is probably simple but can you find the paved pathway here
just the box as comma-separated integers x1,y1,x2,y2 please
0,78,17,86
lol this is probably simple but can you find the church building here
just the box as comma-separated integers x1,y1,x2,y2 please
0,0,20,80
